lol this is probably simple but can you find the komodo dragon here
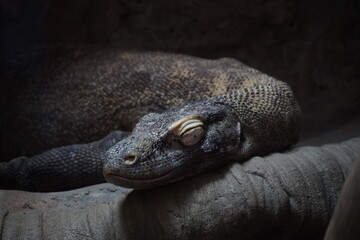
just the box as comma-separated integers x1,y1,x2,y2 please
0,48,301,191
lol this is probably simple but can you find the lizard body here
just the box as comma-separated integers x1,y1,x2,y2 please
0,49,301,191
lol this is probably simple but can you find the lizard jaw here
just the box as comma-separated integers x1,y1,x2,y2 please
104,169,177,189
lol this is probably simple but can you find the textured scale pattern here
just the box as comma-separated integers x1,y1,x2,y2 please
1,131,128,191
214,81,300,158
0,49,301,191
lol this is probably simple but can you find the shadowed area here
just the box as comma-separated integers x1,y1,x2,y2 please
1,0,359,151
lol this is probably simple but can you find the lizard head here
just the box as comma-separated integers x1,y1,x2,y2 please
103,100,242,189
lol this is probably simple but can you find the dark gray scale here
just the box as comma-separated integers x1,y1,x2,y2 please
0,49,301,191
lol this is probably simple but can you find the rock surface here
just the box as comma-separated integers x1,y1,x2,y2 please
1,137,359,240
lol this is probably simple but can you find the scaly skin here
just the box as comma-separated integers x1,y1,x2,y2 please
105,81,300,188
0,48,301,191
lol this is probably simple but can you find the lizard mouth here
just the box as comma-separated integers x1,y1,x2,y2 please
104,169,177,188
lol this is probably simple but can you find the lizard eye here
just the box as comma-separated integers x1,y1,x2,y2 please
169,118,205,146
180,126,204,146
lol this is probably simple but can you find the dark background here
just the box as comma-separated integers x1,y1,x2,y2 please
1,0,359,141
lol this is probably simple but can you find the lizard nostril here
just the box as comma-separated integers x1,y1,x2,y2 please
123,154,137,165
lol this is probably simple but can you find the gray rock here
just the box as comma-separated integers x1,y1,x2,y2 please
1,137,359,240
